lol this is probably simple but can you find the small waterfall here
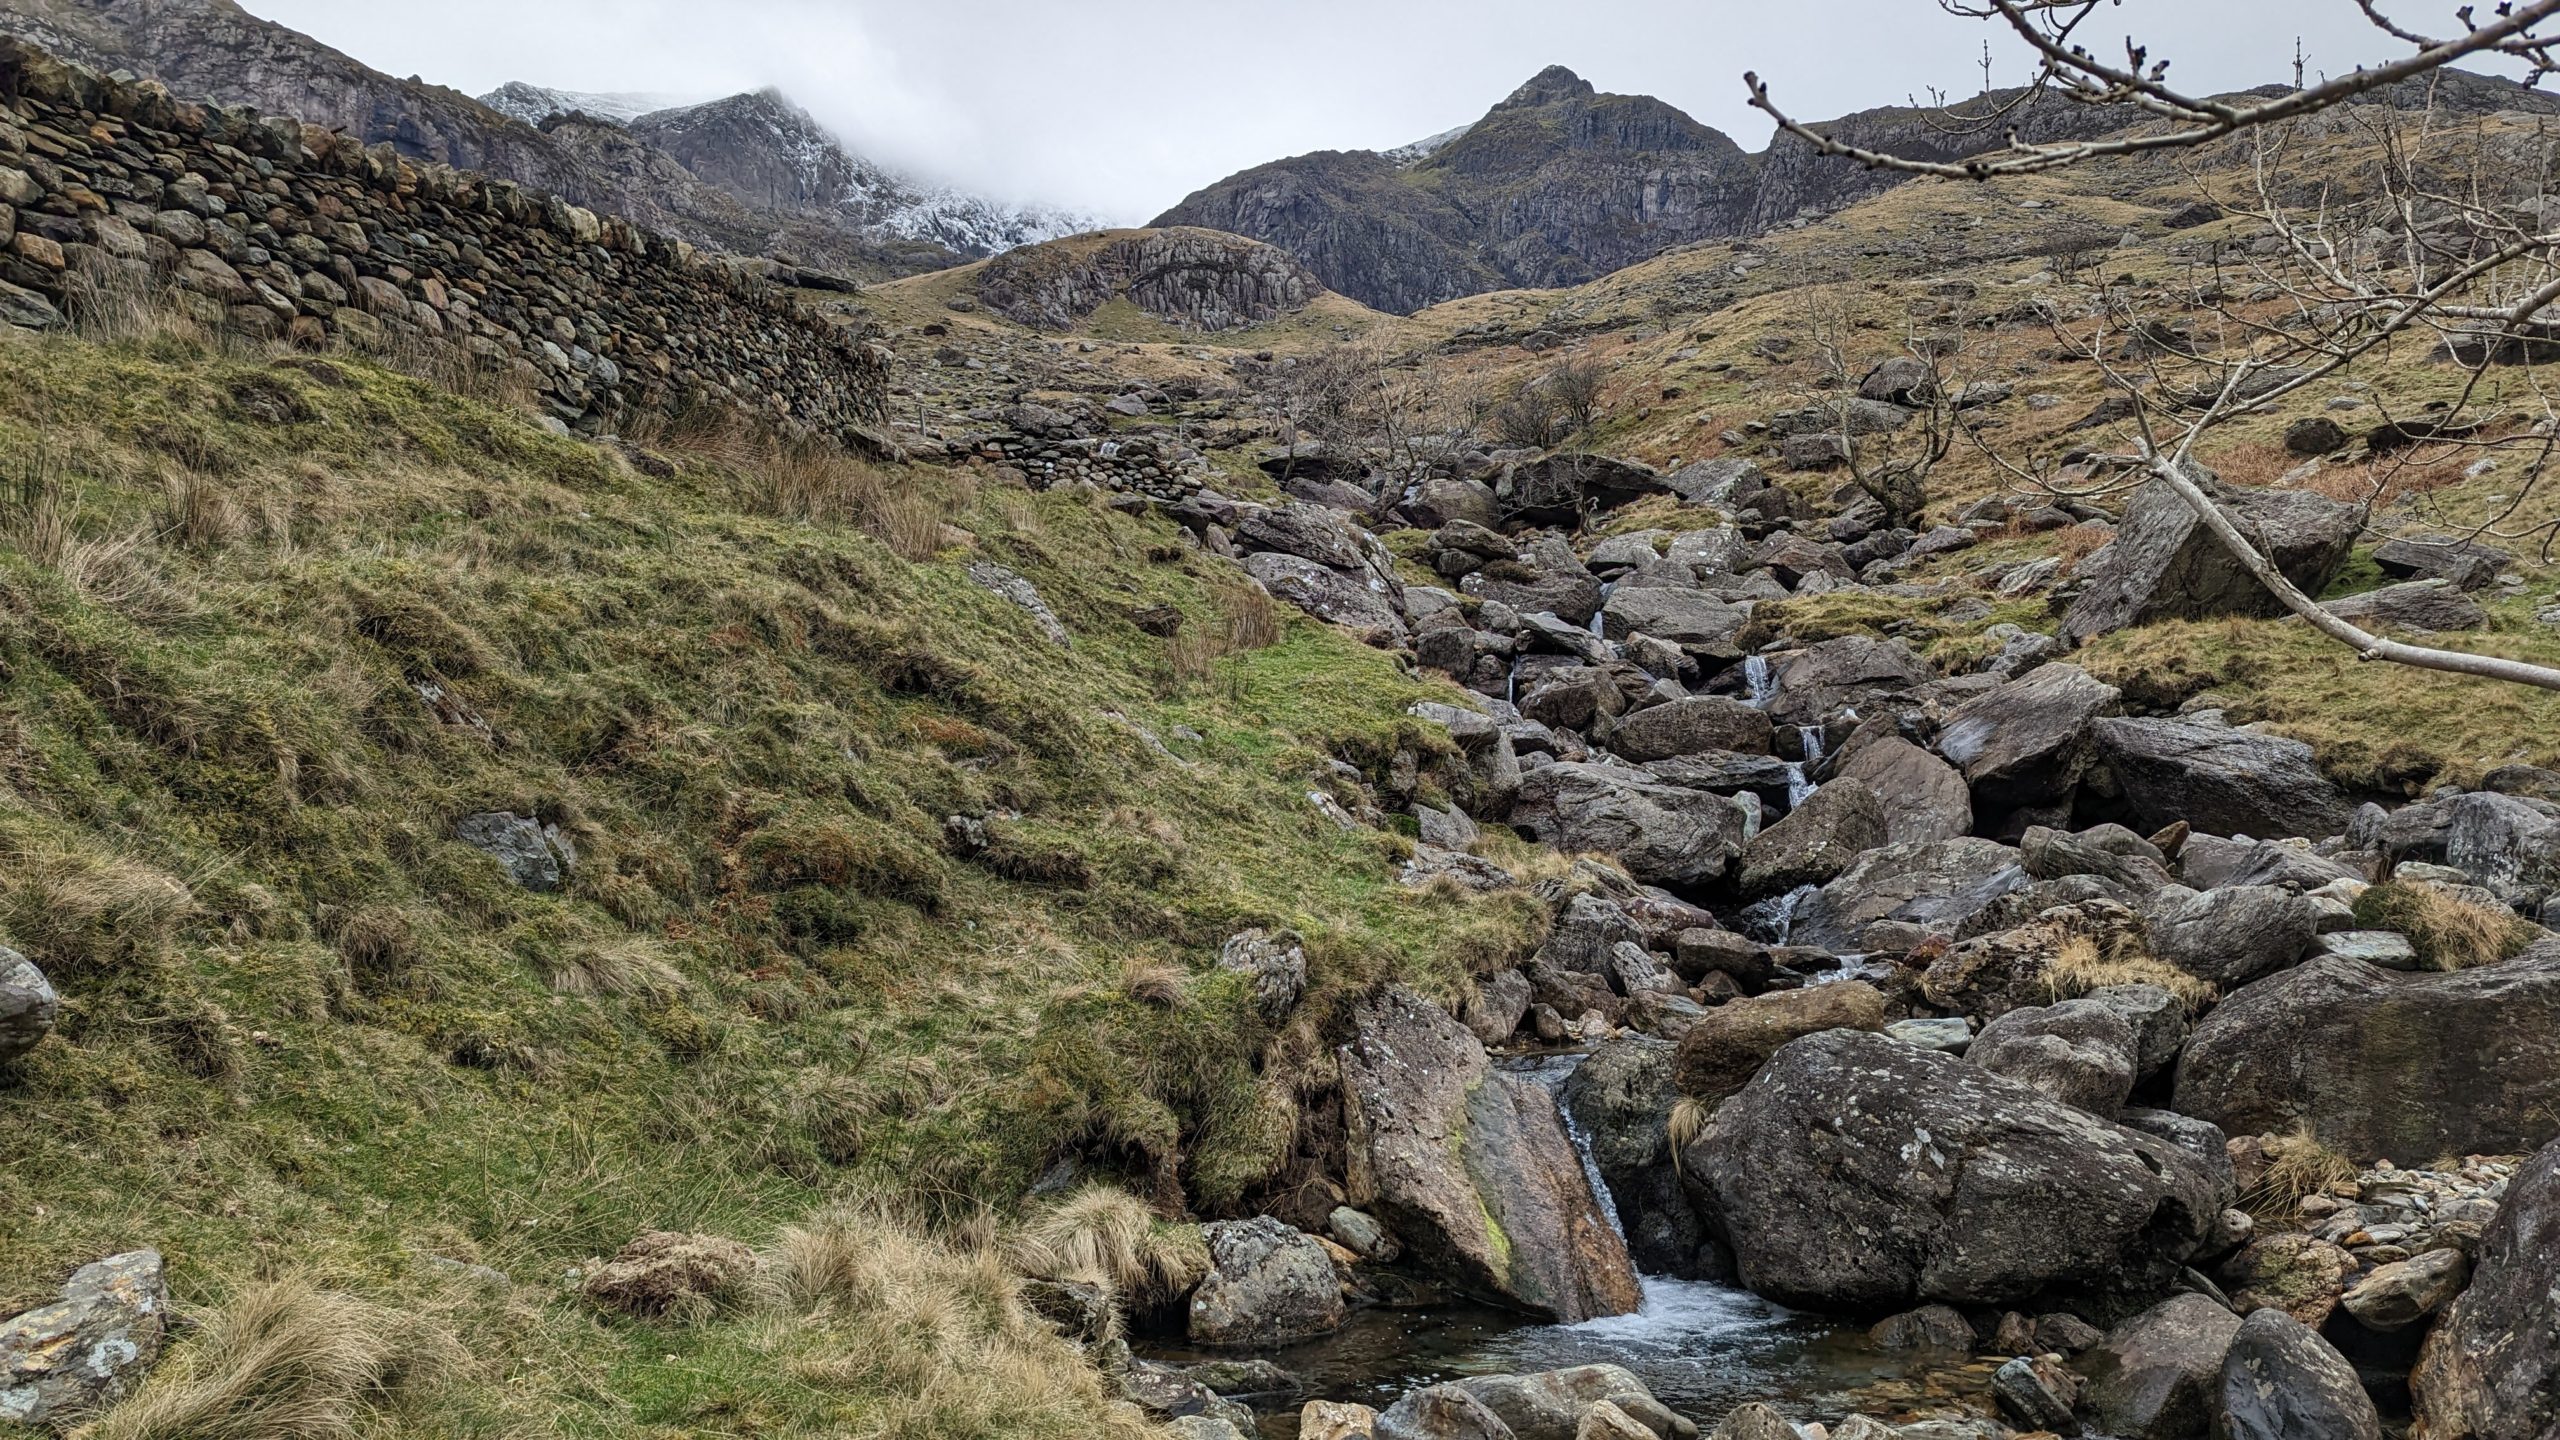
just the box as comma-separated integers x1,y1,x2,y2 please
1736,882,1821,946
1590,580,1617,638
1741,654,1778,709
1786,725,1824,808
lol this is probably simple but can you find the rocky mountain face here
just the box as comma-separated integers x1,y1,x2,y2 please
622,89,1098,258
477,81,689,128
1159,63,2560,314
0,0,1086,276
972,229,1321,332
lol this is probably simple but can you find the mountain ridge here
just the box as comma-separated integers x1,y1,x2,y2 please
1158,61,2560,314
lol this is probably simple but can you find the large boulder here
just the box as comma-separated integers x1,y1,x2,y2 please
2073,1293,2245,1440
2143,885,2319,989
1606,698,1772,763
1,947,59,1064
2413,1136,2560,1440
1562,1038,1720,1280
1244,551,1409,641
1340,988,1642,1322
1835,736,1974,844
1498,454,1671,527
2061,474,2359,642
1790,837,2028,952
2174,946,2560,1161
1937,664,2122,814
1669,981,1887,1108
1685,1029,2220,1313
2217,1309,2381,1440
0,1250,169,1426
1737,778,1888,897
2086,716,2352,841
1967,998,2141,1118
1510,764,1752,889
1188,1217,1347,1347
1765,637,1934,728
2321,579,2487,633
1600,589,1749,657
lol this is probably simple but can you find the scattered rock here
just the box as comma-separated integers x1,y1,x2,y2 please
2321,579,2486,633
1189,1217,1348,1348
0,1250,169,1427
581,1231,754,1318
456,810,576,892
966,561,1072,647
2062,474,2358,642
1670,981,1886,1109
2074,1292,2244,1440
1968,997,2140,1117
0,947,59,1064
2144,885,2319,989
2413,1136,2560,1440
1936,663,2121,814
2339,1247,2468,1331
1220,928,1309,1019
1511,763,1752,889
2087,716,2352,841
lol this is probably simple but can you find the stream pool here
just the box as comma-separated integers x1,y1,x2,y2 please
1139,1054,2003,1435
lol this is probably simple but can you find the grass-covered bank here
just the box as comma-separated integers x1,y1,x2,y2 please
0,315,1543,1437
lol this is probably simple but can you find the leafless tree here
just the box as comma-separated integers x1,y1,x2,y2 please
1749,0,2560,691
1546,356,1610,434
1279,338,1477,516
1791,281,1987,528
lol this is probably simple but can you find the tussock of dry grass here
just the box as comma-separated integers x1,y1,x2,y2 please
2044,933,2220,1010
1005,1184,1206,1308
2240,1127,2361,1216
91,1279,460,1440
2354,880,2540,970
760,1203,1151,1440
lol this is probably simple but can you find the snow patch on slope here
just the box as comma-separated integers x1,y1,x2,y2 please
479,81,693,127
1381,123,1472,166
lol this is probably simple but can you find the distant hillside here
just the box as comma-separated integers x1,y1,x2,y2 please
1158,62,2560,314
0,0,1085,278
623,89,1101,259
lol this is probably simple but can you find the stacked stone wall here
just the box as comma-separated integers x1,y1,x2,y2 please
0,36,887,438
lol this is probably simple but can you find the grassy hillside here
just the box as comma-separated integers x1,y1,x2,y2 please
0,307,1544,1437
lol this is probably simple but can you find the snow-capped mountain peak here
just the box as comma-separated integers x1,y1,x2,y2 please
1381,123,1472,167
479,81,694,128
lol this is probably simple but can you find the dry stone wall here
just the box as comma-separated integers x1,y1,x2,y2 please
0,36,888,438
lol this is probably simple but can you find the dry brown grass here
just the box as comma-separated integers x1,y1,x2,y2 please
2044,933,2220,1010
2353,880,2540,970
541,937,691,999
0,831,197,979
1005,1184,1206,1308
1118,956,1188,1009
2240,1126,2361,1216
90,1278,459,1440
762,1203,1153,1440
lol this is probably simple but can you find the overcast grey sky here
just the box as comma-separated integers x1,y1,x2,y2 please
245,2,2520,222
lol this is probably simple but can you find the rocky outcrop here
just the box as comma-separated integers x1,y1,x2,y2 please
1686,1029,2219,1314
2175,947,2560,1161
1790,837,2027,952
2086,716,2352,841
2413,1136,2560,1440
1509,764,1751,890
0,0,969,276
1339,987,1642,1322
0,37,890,438
2062,475,2360,642
975,228,1322,333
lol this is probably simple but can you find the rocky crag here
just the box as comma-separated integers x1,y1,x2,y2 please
0,36,889,436
1158,63,2560,314
0,0,1082,278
